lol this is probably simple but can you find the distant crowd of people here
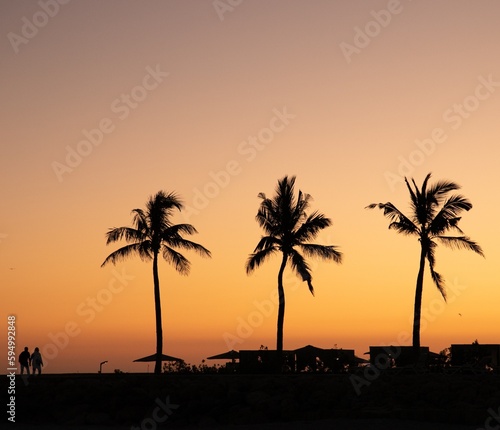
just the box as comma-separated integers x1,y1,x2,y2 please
18,346,43,375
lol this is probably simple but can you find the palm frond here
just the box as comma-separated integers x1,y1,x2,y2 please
426,179,460,201
306,279,314,296
105,227,145,244
256,198,278,235
163,238,211,258
291,189,311,226
246,247,278,274
101,243,149,267
388,220,419,236
439,194,472,214
289,250,314,295
159,223,211,258
425,241,447,301
429,195,472,234
429,216,460,236
435,236,484,256
253,236,281,253
421,173,432,193
430,266,446,301
148,190,183,212
131,208,149,232
165,223,199,237
366,202,404,221
407,175,433,226
367,202,419,234
299,243,342,263
447,217,464,233
138,240,154,260
162,246,191,275
404,177,419,212
294,211,332,242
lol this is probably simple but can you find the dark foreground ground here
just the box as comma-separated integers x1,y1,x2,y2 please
9,372,500,429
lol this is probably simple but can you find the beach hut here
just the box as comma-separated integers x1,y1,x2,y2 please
294,345,356,372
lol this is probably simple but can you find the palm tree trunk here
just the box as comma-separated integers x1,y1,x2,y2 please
412,243,426,361
153,251,163,374
276,253,287,356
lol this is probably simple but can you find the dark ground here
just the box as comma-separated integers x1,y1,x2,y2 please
9,372,500,429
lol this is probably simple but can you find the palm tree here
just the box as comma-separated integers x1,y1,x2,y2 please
101,191,211,374
246,176,342,358
367,173,483,355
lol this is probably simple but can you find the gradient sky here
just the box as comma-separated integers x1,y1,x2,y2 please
1,0,499,373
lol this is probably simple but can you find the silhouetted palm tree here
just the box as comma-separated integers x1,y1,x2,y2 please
101,191,211,374
246,176,342,357
367,173,483,355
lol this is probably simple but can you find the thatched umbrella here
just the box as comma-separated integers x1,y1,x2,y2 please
133,353,184,363
207,350,239,363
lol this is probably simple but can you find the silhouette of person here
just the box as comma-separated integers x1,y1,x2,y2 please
19,347,31,375
31,347,43,375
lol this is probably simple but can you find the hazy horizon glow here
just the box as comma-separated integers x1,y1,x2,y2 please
1,0,499,373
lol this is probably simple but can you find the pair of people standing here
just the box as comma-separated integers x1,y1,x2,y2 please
19,346,43,375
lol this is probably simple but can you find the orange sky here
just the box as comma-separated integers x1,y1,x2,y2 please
1,1,499,373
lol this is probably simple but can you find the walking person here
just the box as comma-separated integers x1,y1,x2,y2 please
31,347,43,375
19,346,31,375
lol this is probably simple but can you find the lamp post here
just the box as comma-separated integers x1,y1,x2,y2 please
99,360,108,373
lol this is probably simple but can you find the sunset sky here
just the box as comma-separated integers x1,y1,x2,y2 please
1,0,499,374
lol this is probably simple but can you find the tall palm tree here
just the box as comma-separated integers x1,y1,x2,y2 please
367,173,483,355
101,191,211,374
246,176,342,358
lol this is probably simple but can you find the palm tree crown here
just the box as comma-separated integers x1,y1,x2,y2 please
247,176,342,293
246,176,342,355
101,190,211,373
102,191,210,271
